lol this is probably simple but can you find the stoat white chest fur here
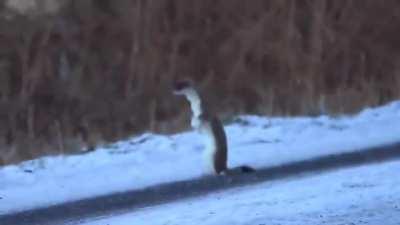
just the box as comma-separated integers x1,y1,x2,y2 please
180,90,214,172
183,89,203,129
200,122,218,174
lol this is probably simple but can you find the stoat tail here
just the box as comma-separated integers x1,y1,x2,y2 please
222,165,255,175
238,165,256,173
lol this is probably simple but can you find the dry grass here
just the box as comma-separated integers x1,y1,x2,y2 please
1,0,400,164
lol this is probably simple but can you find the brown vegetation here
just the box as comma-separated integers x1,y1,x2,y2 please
1,0,400,165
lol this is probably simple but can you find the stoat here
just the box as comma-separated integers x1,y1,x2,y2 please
173,80,255,175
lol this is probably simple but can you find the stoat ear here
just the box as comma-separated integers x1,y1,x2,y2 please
172,79,193,95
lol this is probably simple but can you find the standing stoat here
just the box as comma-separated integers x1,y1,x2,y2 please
173,80,254,175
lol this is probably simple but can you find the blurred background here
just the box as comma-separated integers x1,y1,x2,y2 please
0,0,399,165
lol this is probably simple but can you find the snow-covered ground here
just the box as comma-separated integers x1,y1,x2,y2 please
1,101,400,215
80,160,400,225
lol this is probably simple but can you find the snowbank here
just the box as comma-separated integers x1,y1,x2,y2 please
0,101,399,214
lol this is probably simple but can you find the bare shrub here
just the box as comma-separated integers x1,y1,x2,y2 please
1,0,400,164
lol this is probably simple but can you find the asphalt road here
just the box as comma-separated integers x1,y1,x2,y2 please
1,143,400,225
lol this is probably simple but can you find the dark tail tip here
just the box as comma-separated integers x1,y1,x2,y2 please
240,165,256,173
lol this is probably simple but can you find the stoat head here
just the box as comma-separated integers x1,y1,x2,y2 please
172,80,195,96
173,79,203,117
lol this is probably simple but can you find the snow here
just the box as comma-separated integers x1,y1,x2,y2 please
80,160,400,225
1,101,400,215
